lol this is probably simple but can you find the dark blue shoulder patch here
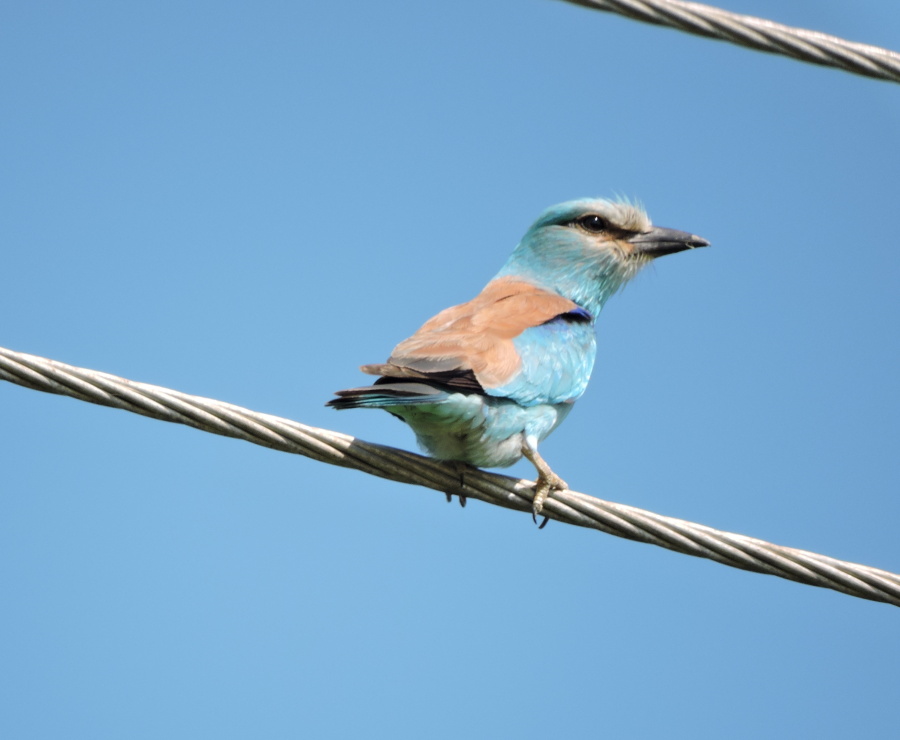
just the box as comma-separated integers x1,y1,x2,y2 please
540,306,593,327
560,306,593,323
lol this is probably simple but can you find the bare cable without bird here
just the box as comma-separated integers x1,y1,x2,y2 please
560,0,900,84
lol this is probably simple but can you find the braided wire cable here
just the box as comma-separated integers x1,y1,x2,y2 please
560,0,900,83
2,345,898,607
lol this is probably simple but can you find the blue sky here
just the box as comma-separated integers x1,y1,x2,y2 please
2,1,899,737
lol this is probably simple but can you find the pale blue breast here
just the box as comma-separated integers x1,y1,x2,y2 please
487,315,597,406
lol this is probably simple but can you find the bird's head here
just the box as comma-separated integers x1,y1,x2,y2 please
495,198,709,316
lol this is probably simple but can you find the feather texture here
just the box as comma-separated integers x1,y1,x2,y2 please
327,198,708,518
362,277,583,391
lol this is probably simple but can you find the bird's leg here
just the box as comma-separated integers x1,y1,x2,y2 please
521,442,567,526
444,461,468,507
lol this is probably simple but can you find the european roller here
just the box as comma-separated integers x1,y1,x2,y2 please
328,198,708,523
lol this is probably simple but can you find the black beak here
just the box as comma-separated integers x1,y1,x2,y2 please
629,226,710,258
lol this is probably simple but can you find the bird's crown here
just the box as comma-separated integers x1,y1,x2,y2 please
529,197,651,234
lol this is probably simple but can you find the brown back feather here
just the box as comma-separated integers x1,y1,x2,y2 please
362,277,579,390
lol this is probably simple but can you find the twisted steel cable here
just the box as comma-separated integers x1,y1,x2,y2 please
560,0,900,84
2,345,898,607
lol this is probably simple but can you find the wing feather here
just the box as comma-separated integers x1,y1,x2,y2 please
365,277,591,392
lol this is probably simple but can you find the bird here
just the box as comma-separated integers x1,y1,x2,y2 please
327,198,709,524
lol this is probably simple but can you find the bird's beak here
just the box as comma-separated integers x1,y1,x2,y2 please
629,226,710,258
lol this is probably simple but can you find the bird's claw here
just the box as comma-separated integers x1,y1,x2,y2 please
444,461,469,507
531,471,568,529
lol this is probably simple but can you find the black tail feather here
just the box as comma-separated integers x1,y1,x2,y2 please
326,382,448,410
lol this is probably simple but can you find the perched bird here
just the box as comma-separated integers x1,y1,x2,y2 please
328,198,708,522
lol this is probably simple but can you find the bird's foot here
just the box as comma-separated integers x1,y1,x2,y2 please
531,470,568,529
445,492,467,507
444,461,469,507
520,442,567,529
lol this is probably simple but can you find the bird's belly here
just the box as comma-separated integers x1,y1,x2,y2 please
390,394,571,468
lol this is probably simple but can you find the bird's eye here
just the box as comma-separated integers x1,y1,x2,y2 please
577,214,609,233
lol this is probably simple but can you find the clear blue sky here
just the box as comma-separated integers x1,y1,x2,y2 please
2,1,899,737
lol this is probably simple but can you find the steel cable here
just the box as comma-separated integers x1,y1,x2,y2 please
560,0,900,83
2,345,897,607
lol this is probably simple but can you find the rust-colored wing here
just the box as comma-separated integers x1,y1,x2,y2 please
361,277,581,391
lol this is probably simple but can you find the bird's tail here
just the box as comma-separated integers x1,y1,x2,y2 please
326,382,448,410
